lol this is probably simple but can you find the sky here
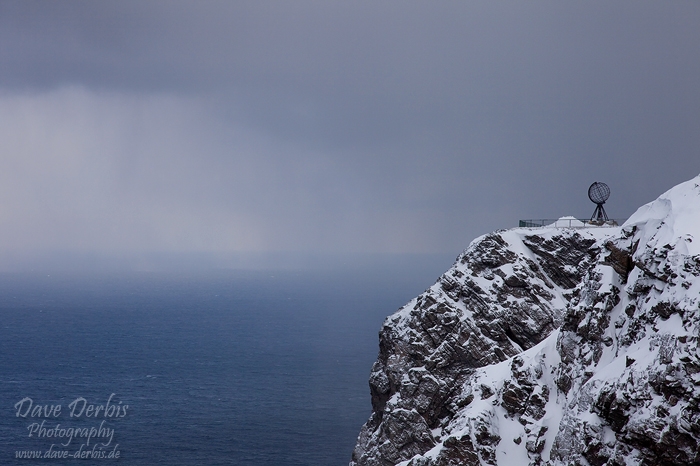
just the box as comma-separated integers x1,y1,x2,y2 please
0,1,699,268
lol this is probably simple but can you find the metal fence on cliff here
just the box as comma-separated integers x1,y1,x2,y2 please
518,218,624,228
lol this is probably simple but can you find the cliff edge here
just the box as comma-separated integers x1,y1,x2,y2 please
352,175,700,466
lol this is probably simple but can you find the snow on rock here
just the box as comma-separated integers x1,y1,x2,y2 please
547,216,587,228
351,175,700,466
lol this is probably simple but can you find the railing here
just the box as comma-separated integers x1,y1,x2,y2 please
518,218,623,228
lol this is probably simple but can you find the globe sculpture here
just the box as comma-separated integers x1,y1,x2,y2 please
588,181,610,222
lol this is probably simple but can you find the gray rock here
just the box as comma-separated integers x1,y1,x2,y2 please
351,227,614,466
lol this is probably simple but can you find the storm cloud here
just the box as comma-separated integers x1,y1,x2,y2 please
0,1,699,265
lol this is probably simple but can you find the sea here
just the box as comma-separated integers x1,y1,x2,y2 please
0,254,453,465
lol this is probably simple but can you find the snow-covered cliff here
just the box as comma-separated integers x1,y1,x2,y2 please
352,175,700,466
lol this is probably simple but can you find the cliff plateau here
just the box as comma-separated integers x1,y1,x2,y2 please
352,175,700,466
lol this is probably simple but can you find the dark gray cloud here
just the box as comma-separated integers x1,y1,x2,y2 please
0,1,699,261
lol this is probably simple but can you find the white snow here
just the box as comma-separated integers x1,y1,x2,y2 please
374,175,700,466
624,173,700,256
547,216,587,228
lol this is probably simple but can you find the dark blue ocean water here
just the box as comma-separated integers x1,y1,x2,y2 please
0,257,451,465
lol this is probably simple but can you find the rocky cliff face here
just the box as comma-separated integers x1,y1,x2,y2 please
352,176,700,466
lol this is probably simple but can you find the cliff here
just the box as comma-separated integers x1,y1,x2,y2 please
352,175,700,466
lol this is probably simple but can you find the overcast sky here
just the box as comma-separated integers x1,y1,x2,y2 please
0,1,699,266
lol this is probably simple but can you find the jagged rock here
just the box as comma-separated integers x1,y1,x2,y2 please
351,175,700,466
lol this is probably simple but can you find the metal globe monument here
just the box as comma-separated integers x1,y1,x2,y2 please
588,181,610,223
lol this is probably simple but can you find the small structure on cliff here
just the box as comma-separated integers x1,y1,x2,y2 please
588,181,610,223
519,182,619,228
